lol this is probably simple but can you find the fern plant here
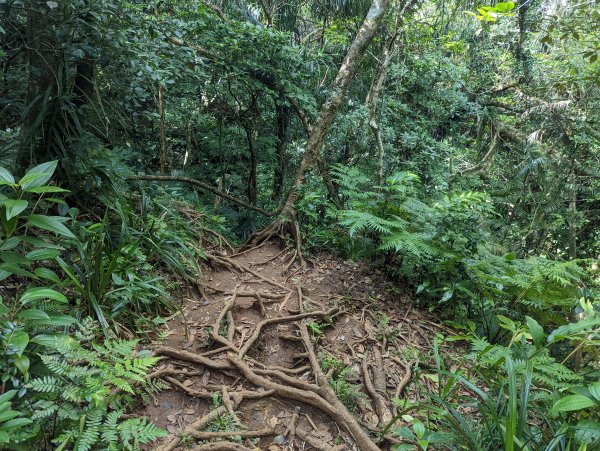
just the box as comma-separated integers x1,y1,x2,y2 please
24,333,166,450
332,165,590,340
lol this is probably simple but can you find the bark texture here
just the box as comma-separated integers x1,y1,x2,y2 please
279,0,391,220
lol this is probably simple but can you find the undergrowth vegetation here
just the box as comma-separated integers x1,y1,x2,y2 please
0,162,207,449
1,0,599,449
297,164,599,449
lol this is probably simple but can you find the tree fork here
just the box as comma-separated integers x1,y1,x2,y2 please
247,0,391,250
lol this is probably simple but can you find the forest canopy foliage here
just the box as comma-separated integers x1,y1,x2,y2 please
0,0,599,449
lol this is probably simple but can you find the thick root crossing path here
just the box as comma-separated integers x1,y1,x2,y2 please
144,243,434,450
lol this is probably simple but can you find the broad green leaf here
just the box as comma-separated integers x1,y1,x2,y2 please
26,214,75,238
0,270,11,281
17,309,51,321
574,420,600,445
20,236,63,249
41,313,76,326
17,172,47,188
23,186,68,194
1,199,28,221
12,354,29,376
31,333,73,348
0,391,17,405
0,417,33,431
413,420,425,439
589,381,600,402
548,319,600,343
7,331,28,356
0,167,14,186
0,431,8,443
19,161,57,190
19,287,67,304
25,248,60,261
526,316,545,348
33,267,61,283
552,395,595,414
0,262,36,278
0,237,21,251
0,303,7,316
0,252,30,265
45,197,66,204
0,410,21,423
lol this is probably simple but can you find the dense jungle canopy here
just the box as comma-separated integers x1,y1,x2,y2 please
0,0,599,450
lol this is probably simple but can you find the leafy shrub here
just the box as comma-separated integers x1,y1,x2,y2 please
390,302,600,450
331,165,590,338
0,162,166,449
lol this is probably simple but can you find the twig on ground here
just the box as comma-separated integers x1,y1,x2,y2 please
250,247,287,266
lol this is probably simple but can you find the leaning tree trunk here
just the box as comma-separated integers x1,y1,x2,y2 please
250,0,390,249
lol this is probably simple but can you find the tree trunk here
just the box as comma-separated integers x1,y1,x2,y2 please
158,84,168,175
18,2,61,171
366,33,397,186
568,188,577,260
74,59,94,109
279,0,390,220
272,95,289,200
244,124,257,204
516,0,530,81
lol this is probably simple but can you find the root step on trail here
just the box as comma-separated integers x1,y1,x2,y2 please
144,242,432,450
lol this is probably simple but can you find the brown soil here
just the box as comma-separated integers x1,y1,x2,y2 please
143,242,444,450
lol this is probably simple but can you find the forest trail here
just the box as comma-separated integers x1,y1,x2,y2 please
145,243,439,451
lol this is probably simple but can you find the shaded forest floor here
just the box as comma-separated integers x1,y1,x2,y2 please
144,242,451,450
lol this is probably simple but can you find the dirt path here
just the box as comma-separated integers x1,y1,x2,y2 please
144,243,435,450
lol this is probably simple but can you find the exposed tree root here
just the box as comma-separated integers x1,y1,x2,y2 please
188,428,274,440
296,426,347,451
157,404,230,451
391,357,414,416
229,240,271,257
190,442,254,451
244,218,306,270
211,286,239,349
163,376,215,399
152,243,429,451
253,368,319,392
228,353,380,451
361,349,393,426
155,346,233,370
284,406,301,445
237,307,339,358
207,253,289,291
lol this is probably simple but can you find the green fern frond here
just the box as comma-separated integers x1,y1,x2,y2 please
28,376,60,393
